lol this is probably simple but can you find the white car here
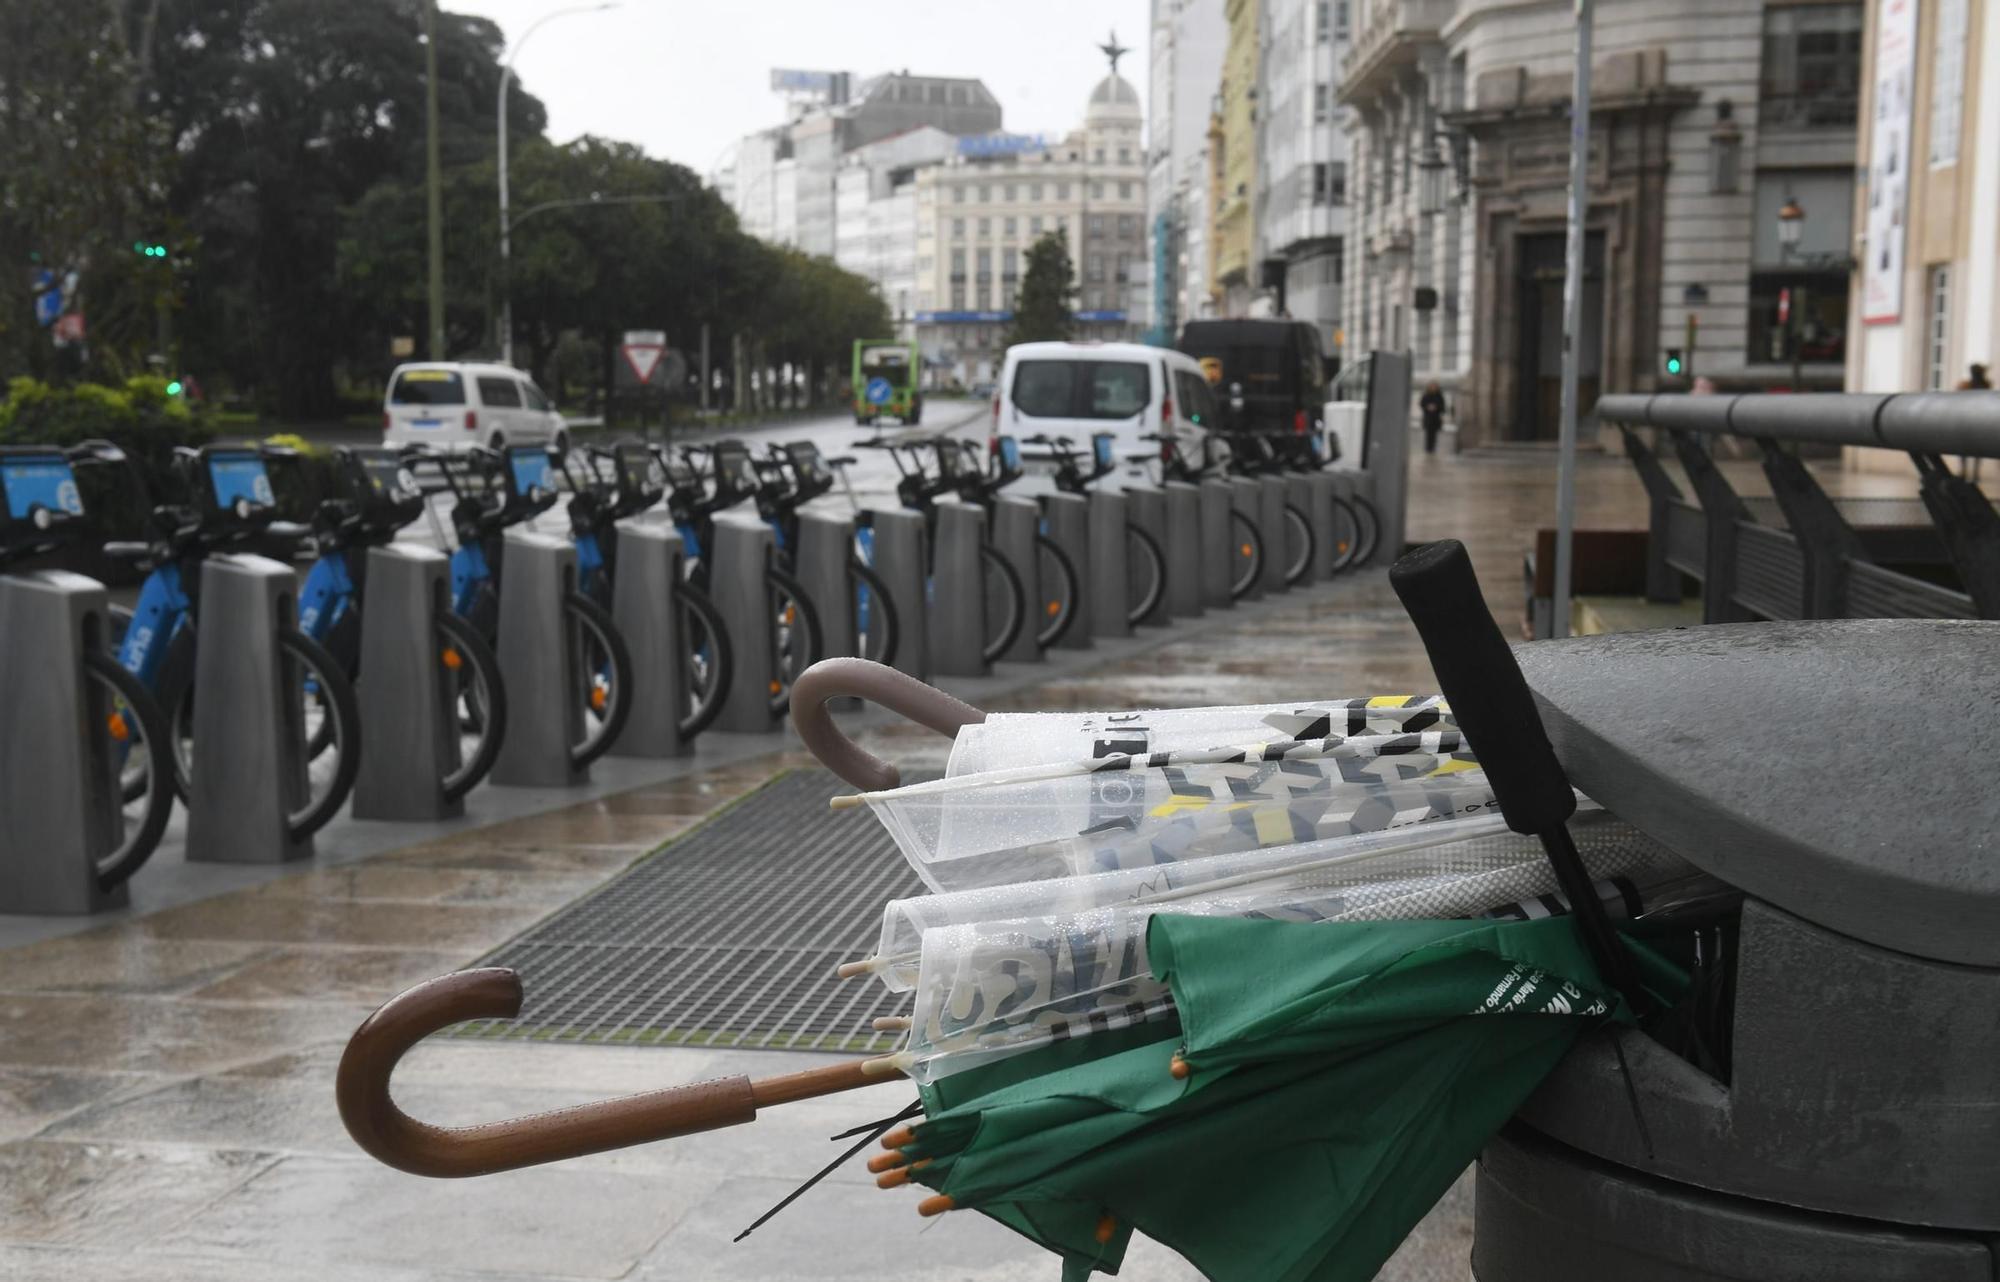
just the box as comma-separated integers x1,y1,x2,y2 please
382,362,569,455
993,341,1221,483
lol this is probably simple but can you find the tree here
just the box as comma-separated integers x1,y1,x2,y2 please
1005,229,1076,347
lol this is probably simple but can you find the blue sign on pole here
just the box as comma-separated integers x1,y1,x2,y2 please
865,377,893,405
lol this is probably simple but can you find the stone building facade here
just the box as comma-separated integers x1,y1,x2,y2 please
1340,0,1863,447
1256,0,1354,362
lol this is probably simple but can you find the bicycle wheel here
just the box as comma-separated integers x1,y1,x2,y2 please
1031,533,1079,649
564,591,632,769
164,628,362,839
978,542,1026,664
1349,494,1382,565
1124,521,1167,627
82,650,174,890
1228,511,1264,601
847,556,900,666
1281,502,1314,587
765,566,823,718
436,610,506,802
1326,496,1363,574
672,581,732,740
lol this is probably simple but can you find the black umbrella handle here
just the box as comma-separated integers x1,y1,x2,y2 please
1390,539,1648,1013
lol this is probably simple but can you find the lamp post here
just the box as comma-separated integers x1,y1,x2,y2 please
498,3,618,367
1777,195,1805,392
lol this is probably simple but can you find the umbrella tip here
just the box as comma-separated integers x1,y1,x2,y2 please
917,1194,956,1218
1094,1214,1118,1245
871,1015,913,1032
880,1125,917,1150
829,794,863,811
1168,1053,1191,1080
861,1052,913,1078
865,1150,908,1174
835,959,878,980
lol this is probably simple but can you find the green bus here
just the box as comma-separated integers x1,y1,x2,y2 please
852,339,922,426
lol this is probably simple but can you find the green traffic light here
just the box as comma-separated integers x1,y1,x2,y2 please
1666,357,1682,375
166,380,184,396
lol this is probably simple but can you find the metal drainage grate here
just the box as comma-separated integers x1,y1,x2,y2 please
450,770,924,1054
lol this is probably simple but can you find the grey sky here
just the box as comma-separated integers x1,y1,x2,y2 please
450,0,1151,175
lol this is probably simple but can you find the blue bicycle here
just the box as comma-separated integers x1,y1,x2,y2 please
291,446,507,801
95,443,362,839
1,442,175,886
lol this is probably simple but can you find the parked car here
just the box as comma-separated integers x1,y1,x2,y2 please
381,362,569,455
993,341,1220,480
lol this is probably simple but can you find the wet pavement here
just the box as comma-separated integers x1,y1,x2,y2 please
0,445,1917,1280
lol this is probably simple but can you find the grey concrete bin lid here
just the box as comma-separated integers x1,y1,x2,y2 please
1516,619,2000,967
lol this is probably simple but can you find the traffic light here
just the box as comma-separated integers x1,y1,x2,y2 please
132,242,167,258
165,380,184,397
1663,348,1684,378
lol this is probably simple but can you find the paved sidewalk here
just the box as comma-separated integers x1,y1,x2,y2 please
0,448,1915,1280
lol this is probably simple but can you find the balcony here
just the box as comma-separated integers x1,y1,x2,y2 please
1340,0,1455,104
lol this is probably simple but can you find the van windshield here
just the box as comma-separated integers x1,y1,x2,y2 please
390,370,466,406
1011,360,1149,420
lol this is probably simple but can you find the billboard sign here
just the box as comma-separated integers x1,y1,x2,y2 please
1862,0,1917,324
956,132,1052,159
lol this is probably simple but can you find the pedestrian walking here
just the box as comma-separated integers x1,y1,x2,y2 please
1419,382,1447,454
1958,363,1990,390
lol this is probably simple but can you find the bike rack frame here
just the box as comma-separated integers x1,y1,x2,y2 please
0,571,129,911
608,520,693,759
187,553,314,864
352,544,464,821
490,531,587,787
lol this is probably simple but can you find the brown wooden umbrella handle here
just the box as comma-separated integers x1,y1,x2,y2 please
790,657,986,791
337,968,883,1177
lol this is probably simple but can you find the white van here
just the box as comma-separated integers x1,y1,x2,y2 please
382,362,569,454
993,341,1220,481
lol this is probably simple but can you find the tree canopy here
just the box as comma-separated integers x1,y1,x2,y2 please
1005,229,1077,348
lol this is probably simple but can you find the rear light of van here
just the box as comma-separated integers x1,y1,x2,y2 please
465,409,478,432
1294,409,1308,435
1162,392,1174,428
381,411,390,435
990,390,1000,431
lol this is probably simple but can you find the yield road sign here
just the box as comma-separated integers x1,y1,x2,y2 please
622,329,667,385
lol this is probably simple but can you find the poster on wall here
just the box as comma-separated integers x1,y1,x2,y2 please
1862,0,1918,324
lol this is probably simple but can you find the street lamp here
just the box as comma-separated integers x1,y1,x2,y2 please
1417,138,1448,217
498,2,619,367
1777,196,1805,391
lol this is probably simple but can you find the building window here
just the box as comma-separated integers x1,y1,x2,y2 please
1088,214,1106,238
1030,182,1044,201
1115,214,1134,236
1086,254,1105,282
1931,0,1968,166
1003,183,1016,201
1118,147,1131,163
977,184,991,203
976,248,992,281
952,218,966,239
1760,4,1863,129
1055,181,1070,200
1314,84,1330,123
977,216,991,236
1316,0,1329,41
1004,216,1017,236
1094,149,1105,163
952,186,966,204
950,248,966,278
1335,0,1349,39
951,282,967,308
1030,215,1044,235
1118,181,1133,199
1002,247,1019,282
1091,181,1104,199
1927,266,1952,389
1746,271,1850,367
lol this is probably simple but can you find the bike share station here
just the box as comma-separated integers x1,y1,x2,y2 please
0,355,1413,942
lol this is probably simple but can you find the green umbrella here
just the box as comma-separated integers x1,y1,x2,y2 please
881,912,1686,1282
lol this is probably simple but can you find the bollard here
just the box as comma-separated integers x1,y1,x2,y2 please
1041,492,1091,649
352,544,463,820
1257,476,1291,593
1229,479,1265,601
708,514,783,734
490,530,586,787
608,520,691,758
1087,490,1131,639
1124,486,1171,626
930,499,990,676
1162,482,1204,618
0,571,128,911
187,553,314,863
1288,473,1332,583
1199,479,1236,609
989,497,1043,663
794,511,856,660
866,507,929,680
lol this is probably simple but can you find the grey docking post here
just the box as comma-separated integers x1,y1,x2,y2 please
1291,473,1334,582
930,499,990,676
0,571,130,911
607,520,692,758
352,543,464,820
490,530,586,787
867,507,929,679
794,511,855,660
708,513,782,734
1199,478,1236,608
988,496,1043,662
1359,348,1412,565
1161,482,1204,616
187,553,314,863
1087,489,1132,638
1256,477,1290,593
1125,485,1171,625
1040,492,1091,648
1229,478,1264,600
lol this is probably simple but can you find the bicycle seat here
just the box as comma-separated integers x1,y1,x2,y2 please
102,541,153,562
827,456,857,468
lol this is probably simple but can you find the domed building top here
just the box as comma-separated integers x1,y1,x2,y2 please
1085,31,1141,124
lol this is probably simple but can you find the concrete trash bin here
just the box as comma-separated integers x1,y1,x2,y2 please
1472,618,2000,1281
